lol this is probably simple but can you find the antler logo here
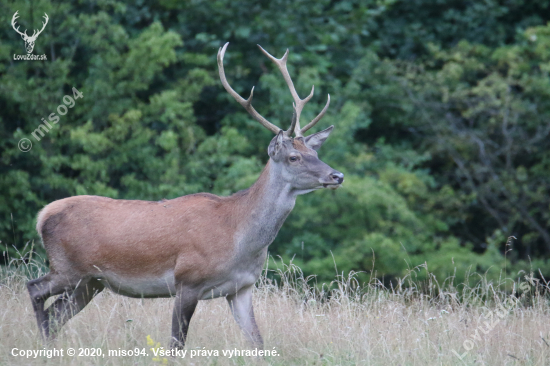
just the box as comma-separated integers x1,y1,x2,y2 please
11,11,49,54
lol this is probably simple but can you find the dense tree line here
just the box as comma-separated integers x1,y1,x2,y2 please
1,0,549,284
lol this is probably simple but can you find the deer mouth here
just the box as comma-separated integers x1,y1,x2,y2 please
322,183,341,190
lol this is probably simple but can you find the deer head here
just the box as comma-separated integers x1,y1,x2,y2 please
217,43,343,193
11,11,49,54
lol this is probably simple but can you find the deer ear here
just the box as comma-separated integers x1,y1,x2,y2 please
268,130,285,159
304,125,334,151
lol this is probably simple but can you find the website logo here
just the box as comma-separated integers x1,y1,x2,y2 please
11,11,48,61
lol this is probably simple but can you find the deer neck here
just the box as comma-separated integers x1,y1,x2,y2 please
234,160,297,254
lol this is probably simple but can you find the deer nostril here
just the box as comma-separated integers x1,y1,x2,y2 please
331,172,344,184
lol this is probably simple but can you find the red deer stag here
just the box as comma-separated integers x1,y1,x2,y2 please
28,42,343,349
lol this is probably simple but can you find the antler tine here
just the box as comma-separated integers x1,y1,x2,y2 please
34,13,49,37
257,45,323,137
288,106,298,136
300,94,331,134
11,11,27,37
217,43,281,135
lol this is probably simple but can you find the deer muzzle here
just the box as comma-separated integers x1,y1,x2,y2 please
321,171,344,189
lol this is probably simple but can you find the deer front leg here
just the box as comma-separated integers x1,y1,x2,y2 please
170,286,198,350
226,285,263,348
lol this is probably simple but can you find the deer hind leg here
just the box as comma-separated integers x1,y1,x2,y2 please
226,285,263,348
26,272,85,340
47,278,104,337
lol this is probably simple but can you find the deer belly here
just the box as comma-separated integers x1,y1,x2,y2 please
198,272,259,300
98,271,176,298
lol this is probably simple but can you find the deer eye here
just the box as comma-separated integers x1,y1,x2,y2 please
289,156,299,162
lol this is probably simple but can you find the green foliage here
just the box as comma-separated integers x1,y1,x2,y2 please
1,0,549,285
352,27,550,278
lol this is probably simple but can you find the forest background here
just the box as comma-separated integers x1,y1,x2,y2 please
1,0,550,286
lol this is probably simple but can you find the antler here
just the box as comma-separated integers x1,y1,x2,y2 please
11,12,48,40
31,13,49,39
257,45,330,137
11,11,28,38
217,43,282,135
217,42,330,137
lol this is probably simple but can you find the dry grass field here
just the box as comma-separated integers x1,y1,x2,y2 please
1,257,549,366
